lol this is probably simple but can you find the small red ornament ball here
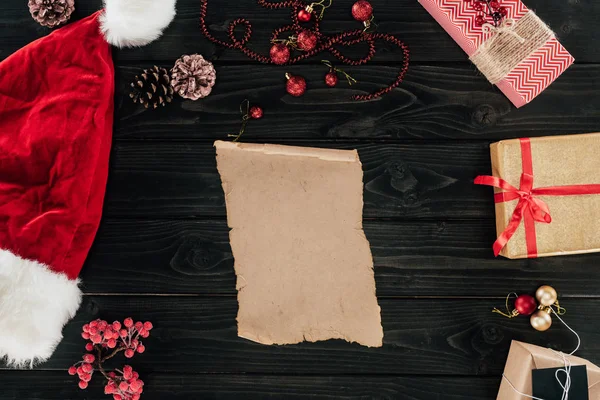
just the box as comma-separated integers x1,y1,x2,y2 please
352,0,373,22
298,8,312,22
325,72,338,87
489,1,500,8
249,106,263,119
475,15,485,26
285,73,307,97
270,43,290,65
498,6,508,16
514,294,537,316
472,2,484,11
297,30,318,51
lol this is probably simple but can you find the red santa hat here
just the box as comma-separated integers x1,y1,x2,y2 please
0,0,176,367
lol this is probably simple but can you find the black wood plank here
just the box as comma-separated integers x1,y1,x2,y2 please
105,141,491,219
81,218,600,297
113,64,600,140
0,60,593,140
1,371,500,400
0,0,594,63
1,297,594,375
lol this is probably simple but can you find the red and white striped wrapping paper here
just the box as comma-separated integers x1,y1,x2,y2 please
418,0,574,107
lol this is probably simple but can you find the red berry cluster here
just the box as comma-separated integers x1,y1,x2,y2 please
466,0,508,27
69,318,152,399
104,366,144,400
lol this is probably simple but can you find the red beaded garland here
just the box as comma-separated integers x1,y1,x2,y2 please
297,8,312,22
199,0,410,101
324,71,338,87
285,73,306,96
297,29,318,51
249,106,263,119
351,0,373,22
270,43,290,65
514,294,537,316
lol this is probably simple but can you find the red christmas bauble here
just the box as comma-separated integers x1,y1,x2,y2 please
249,106,263,119
498,6,508,16
514,294,537,316
489,1,500,8
270,43,290,65
297,30,318,51
285,73,307,97
298,9,312,22
475,15,485,26
325,72,338,87
352,0,373,22
473,2,484,11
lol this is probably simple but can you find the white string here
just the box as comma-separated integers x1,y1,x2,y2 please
502,307,581,400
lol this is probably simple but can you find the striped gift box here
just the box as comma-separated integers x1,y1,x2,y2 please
419,0,574,108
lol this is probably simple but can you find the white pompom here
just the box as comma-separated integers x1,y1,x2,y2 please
99,0,177,48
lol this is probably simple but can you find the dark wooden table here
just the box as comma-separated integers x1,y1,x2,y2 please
2,0,600,399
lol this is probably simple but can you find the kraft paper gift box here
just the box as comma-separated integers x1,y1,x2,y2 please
497,340,600,399
475,133,600,259
418,0,574,108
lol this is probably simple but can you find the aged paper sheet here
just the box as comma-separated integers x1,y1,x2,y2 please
215,141,383,347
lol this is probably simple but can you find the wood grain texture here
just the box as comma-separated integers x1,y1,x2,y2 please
1,371,500,400
113,64,600,141
0,0,594,63
1,297,595,375
82,218,600,297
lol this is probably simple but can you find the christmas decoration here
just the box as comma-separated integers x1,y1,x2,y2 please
28,0,75,28
325,72,338,87
475,134,600,258
285,73,306,97
468,0,507,27
170,54,216,100
297,8,312,22
297,30,318,51
322,60,357,87
199,0,410,101
419,0,573,107
229,100,262,142
498,341,600,400
351,0,374,29
0,5,175,368
492,285,566,332
270,43,291,65
68,318,152,399
249,106,263,119
130,65,174,109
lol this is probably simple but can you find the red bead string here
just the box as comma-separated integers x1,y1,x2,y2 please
199,0,410,100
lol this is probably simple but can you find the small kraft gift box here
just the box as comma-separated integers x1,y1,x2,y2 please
498,340,600,399
475,133,600,259
418,0,574,108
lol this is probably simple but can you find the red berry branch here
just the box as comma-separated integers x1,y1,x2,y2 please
68,318,153,400
199,0,410,100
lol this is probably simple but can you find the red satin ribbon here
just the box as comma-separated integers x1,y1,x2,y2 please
475,138,600,258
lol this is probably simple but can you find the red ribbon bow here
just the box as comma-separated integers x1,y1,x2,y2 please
475,138,600,258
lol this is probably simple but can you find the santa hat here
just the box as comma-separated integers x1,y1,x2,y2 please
0,0,176,367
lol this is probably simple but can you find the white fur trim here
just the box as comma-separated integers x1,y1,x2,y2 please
0,250,82,368
99,0,177,48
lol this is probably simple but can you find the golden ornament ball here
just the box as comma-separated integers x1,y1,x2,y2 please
530,309,552,331
535,285,558,307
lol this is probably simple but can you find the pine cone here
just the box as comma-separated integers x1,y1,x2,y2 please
28,0,75,28
171,54,216,100
130,66,174,109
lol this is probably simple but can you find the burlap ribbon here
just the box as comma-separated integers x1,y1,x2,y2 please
469,11,554,85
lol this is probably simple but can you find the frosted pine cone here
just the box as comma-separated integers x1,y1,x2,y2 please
28,0,75,28
171,54,216,100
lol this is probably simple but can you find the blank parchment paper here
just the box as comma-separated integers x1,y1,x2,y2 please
214,141,383,347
